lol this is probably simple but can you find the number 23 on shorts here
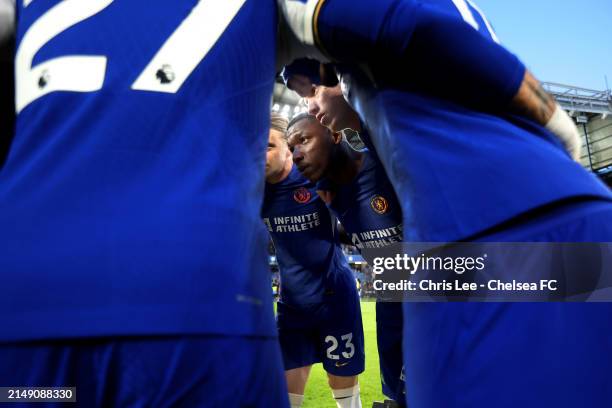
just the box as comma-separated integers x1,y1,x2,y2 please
325,333,355,360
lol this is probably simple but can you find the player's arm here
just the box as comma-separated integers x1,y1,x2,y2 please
0,0,15,46
285,59,581,161
283,0,525,107
282,0,581,160
511,71,582,161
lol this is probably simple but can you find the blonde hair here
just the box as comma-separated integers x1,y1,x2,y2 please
270,112,289,136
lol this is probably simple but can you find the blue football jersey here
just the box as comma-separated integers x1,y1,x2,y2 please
0,0,279,341
317,149,403,249
262,166,355,306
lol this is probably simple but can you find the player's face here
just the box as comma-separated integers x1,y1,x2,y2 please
265,129,291,183
303,84,355,133
287,119,336,182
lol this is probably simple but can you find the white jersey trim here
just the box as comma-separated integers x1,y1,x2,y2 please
281,0,320,46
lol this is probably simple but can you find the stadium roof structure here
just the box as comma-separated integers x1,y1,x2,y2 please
542,82,612,117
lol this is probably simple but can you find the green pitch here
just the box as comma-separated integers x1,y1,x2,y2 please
302,301,386,407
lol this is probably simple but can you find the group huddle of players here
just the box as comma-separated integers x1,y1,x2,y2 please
1,0,611,407
263,95,404,406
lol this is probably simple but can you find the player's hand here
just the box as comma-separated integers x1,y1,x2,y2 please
282,59,338,98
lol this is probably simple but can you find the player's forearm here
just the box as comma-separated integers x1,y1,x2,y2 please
511,71,582,161
511,71,556,125
284,1,580,159
0,0,15,45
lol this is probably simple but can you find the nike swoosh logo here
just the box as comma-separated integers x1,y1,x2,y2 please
335,361,349,367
